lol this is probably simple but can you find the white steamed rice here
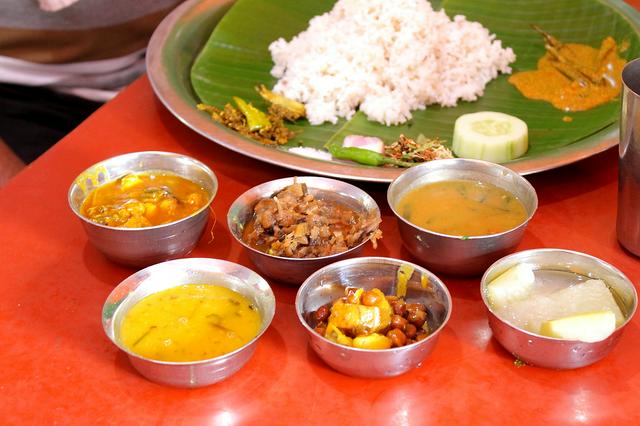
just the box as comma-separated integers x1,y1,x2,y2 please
269,0,516,126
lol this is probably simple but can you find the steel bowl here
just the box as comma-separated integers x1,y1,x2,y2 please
296,257,452,378
480,249,637,369
228,176,381,285
102,258,276,387
68,151,218,267
387,158,538,276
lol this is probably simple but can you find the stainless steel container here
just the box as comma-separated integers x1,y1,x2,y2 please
103,258,276,387
618,59,640,256
295,257,452,378
481,249,637,369
387,158,538,276
68,151,217,267
228,176,381,285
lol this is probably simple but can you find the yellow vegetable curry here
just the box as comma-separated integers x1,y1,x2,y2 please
81,171,209,228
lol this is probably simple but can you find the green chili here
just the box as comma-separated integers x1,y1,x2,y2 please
233,96,271,131
326,144,414,168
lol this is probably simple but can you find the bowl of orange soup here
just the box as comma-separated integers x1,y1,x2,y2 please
102,258,275,387
387,159,537,275
68,151,217,266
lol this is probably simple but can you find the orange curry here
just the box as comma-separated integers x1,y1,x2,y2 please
81,171,209,228
509,31,627,112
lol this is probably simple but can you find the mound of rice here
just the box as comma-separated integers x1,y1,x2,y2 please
269,0,515,126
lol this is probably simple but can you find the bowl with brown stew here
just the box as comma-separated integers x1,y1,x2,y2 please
227,177,381,285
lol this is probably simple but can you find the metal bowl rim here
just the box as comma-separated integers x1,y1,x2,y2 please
479,247,638,342
68,151,219,231
295,256,452,353
102,257,275,366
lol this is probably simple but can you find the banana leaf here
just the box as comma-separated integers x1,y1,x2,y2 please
190,0,640,163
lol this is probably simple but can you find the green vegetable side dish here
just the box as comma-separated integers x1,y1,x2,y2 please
190,0,640,167
233,97,271,132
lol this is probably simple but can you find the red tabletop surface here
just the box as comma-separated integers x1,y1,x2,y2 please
2,19,640,426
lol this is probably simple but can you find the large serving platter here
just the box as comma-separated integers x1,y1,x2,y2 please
147,0,640,182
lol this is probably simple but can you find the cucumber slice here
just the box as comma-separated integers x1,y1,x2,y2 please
452,112,528,163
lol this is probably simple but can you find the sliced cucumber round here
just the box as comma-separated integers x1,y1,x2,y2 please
452,111,528,163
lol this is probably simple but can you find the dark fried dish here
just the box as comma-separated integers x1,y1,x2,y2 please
241,182,381,258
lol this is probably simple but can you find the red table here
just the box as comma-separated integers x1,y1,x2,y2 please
1,39,640,426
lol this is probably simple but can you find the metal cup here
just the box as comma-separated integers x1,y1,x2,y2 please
618,59,640,256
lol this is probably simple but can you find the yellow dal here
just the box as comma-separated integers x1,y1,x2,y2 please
119,284,261,362
396,180,527,236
